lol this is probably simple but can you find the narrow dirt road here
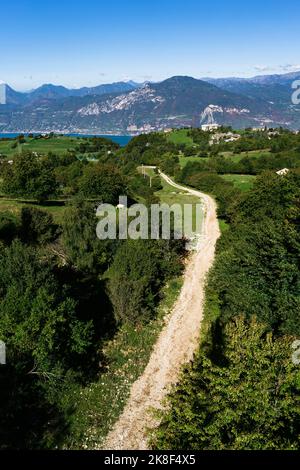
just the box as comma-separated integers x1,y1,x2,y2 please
103,173,220,450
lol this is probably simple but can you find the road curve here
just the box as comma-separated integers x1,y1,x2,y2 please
102,172,220,450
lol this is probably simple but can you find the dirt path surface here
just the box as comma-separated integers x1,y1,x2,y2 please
103,173,220,450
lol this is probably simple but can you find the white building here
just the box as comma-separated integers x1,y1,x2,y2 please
252,127,265,132
201,124,221,132
210,132,241,145
127,125,138,132
276,168,290,176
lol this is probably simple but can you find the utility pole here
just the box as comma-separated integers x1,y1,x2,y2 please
141,165,152,187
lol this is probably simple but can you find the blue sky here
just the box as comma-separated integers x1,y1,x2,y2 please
1,0,300,90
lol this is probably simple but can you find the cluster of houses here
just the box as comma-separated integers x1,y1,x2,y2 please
201,124,220,132
209,131,241,145
127,124,158,134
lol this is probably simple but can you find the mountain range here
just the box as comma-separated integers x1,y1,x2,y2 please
0,72,299,133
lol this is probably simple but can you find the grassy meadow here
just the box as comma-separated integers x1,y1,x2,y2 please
166,128,194,146
221,174,256,191
0,136,85,158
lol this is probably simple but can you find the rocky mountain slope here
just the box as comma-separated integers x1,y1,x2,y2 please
0,73,299,133
2,81,139,107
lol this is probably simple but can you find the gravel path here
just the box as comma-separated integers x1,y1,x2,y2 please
103,173,220,450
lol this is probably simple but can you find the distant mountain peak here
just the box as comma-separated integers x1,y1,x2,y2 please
1,71,300,132
35,83,69,90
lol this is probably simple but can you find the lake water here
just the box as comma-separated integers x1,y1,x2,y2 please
0,133,132,147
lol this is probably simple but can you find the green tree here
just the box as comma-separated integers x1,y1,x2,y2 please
55,160,85,195
79,163,126,204
20,207,59,245
2,154,58,203
0,212,19,245
152,317,300,450
205,171,300,335
0,240,96,448
0,240,93,375
108,239,183,324
62,197,117,273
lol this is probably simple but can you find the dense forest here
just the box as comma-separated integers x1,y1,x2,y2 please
0,134,184,448
0,128,299,449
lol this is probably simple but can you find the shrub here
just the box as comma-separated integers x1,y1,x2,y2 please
152,317,300,450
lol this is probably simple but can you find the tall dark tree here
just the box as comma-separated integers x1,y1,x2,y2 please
79,163,126,204
2,153,58,203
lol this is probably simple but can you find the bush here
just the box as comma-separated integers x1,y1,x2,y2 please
205,171,300,335
108,239,183,324
0,212,19,244
181,171,241,220
20,207,59,245
152,317,300,450
2,154,58,203
79,163,127,204
62,197,117,273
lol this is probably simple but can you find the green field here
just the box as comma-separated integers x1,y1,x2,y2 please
138,166,157,178
178,149,272,168
0,197,67,223
155,177,203,233
166,129,194,146
222,148,271,162
155,177,199,206
219,219,230,233
0,136,86,158
141,166,201,206
179,155,208,168
178,149,271,169
221,174,256,191
138,166,203,235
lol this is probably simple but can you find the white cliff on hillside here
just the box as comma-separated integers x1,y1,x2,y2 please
77,85,165,116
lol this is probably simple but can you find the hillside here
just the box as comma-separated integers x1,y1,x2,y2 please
0,129,300,450
204,71,300,122
1,73,300,133
0,81,139,107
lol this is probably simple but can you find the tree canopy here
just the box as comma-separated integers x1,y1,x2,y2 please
152,317,300,450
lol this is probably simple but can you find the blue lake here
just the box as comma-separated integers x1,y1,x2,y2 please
0,133,132,147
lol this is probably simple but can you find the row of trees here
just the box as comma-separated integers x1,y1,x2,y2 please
1,153,127,203
3,129,298,205
179,151,300,176
185,127,300,156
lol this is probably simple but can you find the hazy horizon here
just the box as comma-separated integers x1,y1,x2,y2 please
1,0,300,91
2,69,300,94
